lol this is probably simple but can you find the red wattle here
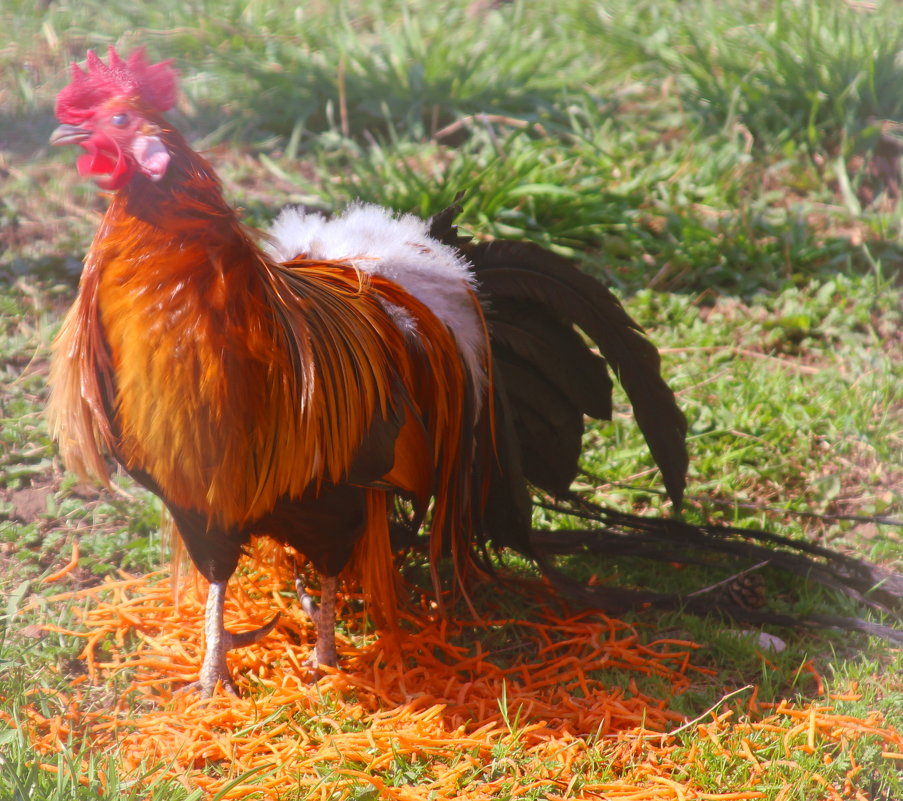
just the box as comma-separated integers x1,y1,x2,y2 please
77,149,117,177
76,133,135,190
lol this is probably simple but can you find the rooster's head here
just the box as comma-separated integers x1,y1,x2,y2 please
51,47,177,190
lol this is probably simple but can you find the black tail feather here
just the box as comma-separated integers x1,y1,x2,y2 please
531,496,903,644
429,202,686,507
467,240,688,508
539,559,903,643
427,203,901,645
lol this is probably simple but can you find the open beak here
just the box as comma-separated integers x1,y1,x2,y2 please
49,124,91,147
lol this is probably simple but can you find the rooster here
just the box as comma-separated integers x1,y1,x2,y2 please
47,48,901,695
46,47,688,693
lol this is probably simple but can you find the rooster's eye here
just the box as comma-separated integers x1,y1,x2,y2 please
111,113,129,127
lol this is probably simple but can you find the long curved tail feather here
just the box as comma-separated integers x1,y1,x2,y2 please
429,204,901,645
532,494,903,643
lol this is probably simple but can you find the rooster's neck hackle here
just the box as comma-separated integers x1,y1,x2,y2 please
111,124,245,241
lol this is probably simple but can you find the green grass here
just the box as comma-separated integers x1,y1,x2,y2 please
2,0,902,798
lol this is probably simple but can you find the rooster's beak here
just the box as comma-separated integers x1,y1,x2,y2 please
50,124,91,146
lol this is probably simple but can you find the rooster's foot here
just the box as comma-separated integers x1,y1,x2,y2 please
184,579,280,697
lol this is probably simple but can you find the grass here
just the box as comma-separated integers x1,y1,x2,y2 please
1,0,902,798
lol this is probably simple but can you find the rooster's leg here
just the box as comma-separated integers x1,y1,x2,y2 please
314,575,338,668
295,571,338,670
194,579,280,696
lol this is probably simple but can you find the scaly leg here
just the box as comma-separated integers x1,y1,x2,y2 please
192,579,280,696
294,569,338,669
314,575,338,669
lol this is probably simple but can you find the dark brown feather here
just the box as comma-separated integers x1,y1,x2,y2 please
530,497,903,643
486,296,613,420
466,239,688,507
492,355,584,494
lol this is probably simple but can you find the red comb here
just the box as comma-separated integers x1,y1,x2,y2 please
55,46,178,124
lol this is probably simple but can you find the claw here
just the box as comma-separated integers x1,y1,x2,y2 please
226,612,281,649
294,562,320,624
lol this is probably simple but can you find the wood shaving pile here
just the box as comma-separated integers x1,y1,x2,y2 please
11,546,901,800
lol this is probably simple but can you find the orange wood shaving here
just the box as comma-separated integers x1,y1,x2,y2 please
42,539,80,583
12,549,903,800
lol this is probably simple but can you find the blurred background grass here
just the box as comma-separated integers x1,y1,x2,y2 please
4,0,903,291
